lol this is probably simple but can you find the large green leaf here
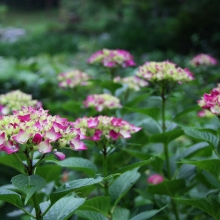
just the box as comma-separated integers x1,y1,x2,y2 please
75,210,108,220
149,129,183,144
114,158,154,174
50,177,103,204
0,188,23,207
148,179,185,196
112,207,130,220
179,159,220,179
46,157,97,177
109,169,140,206
182,126,219,148
43,196,85,220
130,206,166,220
142,118,162,135
123,106,160,120
173,105,200,120
0,153,25,173
179,142,210,159
175,197,220,219
78,196,111,216
202,171,220,190
11,174,46,204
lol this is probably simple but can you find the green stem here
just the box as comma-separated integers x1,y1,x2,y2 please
19,207,36,219
102,145,109,196
14,153,27,174
171,199,180,220
32,193,43,220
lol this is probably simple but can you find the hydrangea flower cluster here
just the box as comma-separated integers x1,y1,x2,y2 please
113,76,149,91
0,90,41,115
83,94,122,112
136,61,194,83
198,85,220,115
0,107,87,159
190,54,217,66
197,109,214,118
87,49,136,68
58,70,90,88
147,174,164,185
72,116,141,141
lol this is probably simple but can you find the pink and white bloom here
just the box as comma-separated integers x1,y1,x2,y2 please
58,70,90,89
73,116,141,142
0,107,88,157
198,84,220,116
84,94,122,112
0,90,41,115
147,174,164,185
114,76,149,91
136,61,194,83
87,49,136,68
54,151,66,160
190,54,217,66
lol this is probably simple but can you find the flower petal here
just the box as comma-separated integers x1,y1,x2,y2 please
70,136,87,151
38,140,52,153
12,129,32,144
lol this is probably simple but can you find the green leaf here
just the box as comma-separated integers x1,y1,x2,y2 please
109,169,140,206
36,165,62,182
179,159,220,179
180,142,209,159
122,149,152,160
78,196,111,216
0,188,23,207
123,106,160,120
43,196,85,220
130,206,166,220
50,177,103,204
149,129,183,144
173,105,200,120
46,157,97,177
175,197,220,219
182,126,219,148
148,179,185,196
11,174,46,204
142,118,162,135
0,153,25,173
114,158,154,174
202,171,220,190
112,207,130,220
75,210,108,220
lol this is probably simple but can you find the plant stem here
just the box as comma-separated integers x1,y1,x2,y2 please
171,199,180,220
102,145,109,196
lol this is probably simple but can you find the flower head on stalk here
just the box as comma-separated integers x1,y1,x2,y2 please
0,90,41,115
113,76,149,91
136,61,194,84
83,94,122,112
198,84,220,116
87,49,136,68
72,116,141,142
190,54,217,66
58,70,90,88
0,107,87,159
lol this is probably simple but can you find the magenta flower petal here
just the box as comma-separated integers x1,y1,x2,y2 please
45,127,62,142
18,114,31,122
32,133,42,144
92,129,102,141
109,130,120,140
70,136,87,151
119,130,131,138
1,141,19,154
0,132,6,147
12,129,32,144
54,151,66,160
38,140,52,153
87,118,99,128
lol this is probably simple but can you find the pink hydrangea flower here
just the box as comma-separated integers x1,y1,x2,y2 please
87,49,136,68
58,70,90,88
190,54,217,66
0,106,87,158
198,84,220,115
83,94,122,112
0,90,41,115
72,116,141,141
136,61,194,83
114,76,149,91
147,174,164,185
